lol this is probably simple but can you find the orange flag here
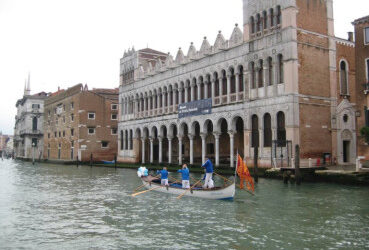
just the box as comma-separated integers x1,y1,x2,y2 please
236,154,254,192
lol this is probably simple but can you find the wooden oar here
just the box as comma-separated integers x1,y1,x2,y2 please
133,175,159,192
176,179,203,200
131,185,162,197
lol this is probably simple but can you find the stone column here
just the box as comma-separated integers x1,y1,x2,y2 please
141,138,145,164
185,87,188,103
158,137,163,163
211,79,216,105
214,132,220,166
178,136,183,165
227,74,231,103
179,88,183,104
168,137,173,164
189,134,194,165
149,138,154,163
143,98,147,116
259,129,264,159
204,82,208,99
229,131,235,168
219,77,223,104
201,133,206,164
191,84,195,101
235,73,240,101
162,92,166,113
172,90,176,108
197,84,201,100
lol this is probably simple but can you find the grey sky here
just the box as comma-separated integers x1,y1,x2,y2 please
0,0,368,135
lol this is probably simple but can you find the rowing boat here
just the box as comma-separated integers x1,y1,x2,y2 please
140,176,235,200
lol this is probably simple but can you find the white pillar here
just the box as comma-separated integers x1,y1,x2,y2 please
158,137,163,163
229,131,235,168
149,138,154,163
235,73,240,101
162,92,165,113
214,132,220,166
189,134,194,165
197,84,201,100
141,138,145,164
191,84,195,101
178,136,183,165
204,82,208,99
211,79,215,105
168,137,173,164
227,75,231,103
185,87,188,103
172,90,176,108
201,133,206,164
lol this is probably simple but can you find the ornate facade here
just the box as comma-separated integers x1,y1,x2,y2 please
118,0,360,167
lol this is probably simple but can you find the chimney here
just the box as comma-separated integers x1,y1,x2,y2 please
348,32,354,42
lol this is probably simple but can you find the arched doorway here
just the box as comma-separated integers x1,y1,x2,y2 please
218,118,230,165
191,121,201,164
204,119,215,163
233,116,245,158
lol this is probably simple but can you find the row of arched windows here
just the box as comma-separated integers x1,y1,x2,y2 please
250,55,284,88
250,6,281,35
251,111,286,148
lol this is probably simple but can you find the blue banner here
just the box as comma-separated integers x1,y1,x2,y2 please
178,98,212,118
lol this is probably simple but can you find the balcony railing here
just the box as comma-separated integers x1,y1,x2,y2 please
20,129,43,136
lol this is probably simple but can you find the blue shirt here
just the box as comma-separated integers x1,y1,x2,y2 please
157,170,168,179
202,159,214,173
178,168,190,181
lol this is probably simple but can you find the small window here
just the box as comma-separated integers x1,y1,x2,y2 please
32,104,40,109
63,131,65,137
111,114,118,120
365,27,369,45
101,141,109,148
111,104,118,110
71,102,74,110
343,114,349,123
54,132,57,137
88,128,95,135
88,112,95,120
71,128,74,136
48,133,50,139
111,128,117,135
71,114,74,122
71,141,74,147
48,110,51,116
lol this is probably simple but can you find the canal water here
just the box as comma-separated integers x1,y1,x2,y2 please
0,160,368,249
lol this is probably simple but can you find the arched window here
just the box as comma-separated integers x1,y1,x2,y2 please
250,17,255,34
130,130,133,150
222,70,227,96
340,60,349,95
277,112,286,146
256,14,261,32
32,117,37,131
239,66,244,92
214,73,219,96
264,113,272,147
268,57,273,85
251,62,256,89
252,115,259,148
258,60,264,88
270,9,274,27
125,130,128,150
120,130,124,150
276,6,281,25
263,11,267,30
230,68,236,93
278,54,284,84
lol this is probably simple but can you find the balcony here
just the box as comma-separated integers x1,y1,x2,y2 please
20,129,43,136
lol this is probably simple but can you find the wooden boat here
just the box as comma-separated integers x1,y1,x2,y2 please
102,160,115,164
140,176,235,200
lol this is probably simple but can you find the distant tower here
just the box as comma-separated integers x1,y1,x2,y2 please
24,73,31,96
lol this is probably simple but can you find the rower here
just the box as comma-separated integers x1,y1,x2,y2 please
178,164,190,189
201,158,214,189
157,167,169,186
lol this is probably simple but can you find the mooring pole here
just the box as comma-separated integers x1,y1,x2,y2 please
114,154,117,169
90,153,93,168
76,155,79,167
254,146,259,183
295,145,302,185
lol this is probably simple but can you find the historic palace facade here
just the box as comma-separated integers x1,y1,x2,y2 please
118,0,363,167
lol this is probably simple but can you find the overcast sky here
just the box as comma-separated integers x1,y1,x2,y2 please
0,0,368,135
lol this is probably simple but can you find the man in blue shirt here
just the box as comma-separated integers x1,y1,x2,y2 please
201,158,214,189
157,167,169,186
178,164,190,189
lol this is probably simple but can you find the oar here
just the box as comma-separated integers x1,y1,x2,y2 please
190,176,202,187
214,172,232,183
176,179,203,200
133,175,160,192
131,185,162,197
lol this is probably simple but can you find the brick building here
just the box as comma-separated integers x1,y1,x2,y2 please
117,0,365,167
353,15,369,157
43,84,119,162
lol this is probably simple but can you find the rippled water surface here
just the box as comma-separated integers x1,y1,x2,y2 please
0,160,368,249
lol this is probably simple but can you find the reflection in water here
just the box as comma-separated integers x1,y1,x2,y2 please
0,159,368,249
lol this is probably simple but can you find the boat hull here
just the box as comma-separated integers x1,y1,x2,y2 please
141,179,235,200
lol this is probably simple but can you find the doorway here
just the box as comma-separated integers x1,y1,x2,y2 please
343,140,350,163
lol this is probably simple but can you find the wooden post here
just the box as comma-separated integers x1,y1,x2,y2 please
76,155,79,167
254,146,259,183
295,145,302,185
114,154,117,169
90,153,93,168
